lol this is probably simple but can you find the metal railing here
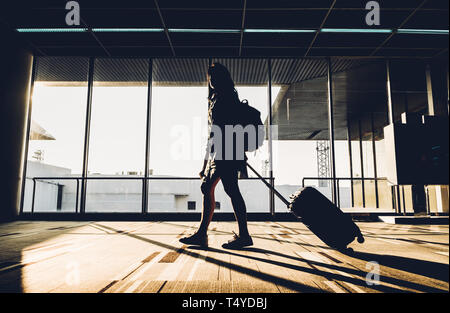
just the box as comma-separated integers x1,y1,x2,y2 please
29,176,274,214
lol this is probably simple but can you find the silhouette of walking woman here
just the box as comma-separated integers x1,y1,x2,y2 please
180,63,253,249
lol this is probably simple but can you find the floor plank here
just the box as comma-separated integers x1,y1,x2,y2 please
0,221,448,293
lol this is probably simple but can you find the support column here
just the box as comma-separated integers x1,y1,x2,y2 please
386,59,395,125
426,59,449,214
0,29,34,221
427,60,449,117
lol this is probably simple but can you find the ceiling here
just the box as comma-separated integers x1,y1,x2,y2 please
33,56,375,86
1,0,448,58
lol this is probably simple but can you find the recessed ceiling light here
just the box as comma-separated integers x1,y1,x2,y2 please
16,28,88,33
92,28,164,32
397,29,449,35
245,29,316,33
168,29,240,33
321,28,392,34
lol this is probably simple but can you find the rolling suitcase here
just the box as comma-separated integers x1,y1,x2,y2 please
247,163,365,252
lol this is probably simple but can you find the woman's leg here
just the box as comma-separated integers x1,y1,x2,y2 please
197,176,220,236
221,175,250,238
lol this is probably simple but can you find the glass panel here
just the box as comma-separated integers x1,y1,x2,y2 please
361,115,376,208
149,59,208,212
332,58,392,211
402,185,414,213
30,179,79,212
427,185,450,214
212,59,271,179
85,58,149,212
149,58,209,179
333,140,351,208
148,179,269,213
85,180,142,212
23,57,89,213
349,120,363,208
149,58,271,212
377,179,393,211
271,58,330,212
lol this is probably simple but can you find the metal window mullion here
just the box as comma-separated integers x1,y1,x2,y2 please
386,59,395,125
143,59,153,214
386,59,398,212
358,118,366,208
326,58,337,205
371,112,379,208
267,58,275,216
20,56,37,215
347,122,354,208
80,57,95,214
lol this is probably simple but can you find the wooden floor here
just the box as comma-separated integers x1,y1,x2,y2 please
0,221,448,293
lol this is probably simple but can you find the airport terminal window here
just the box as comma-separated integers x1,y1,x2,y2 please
148,58,272,213
270,59,331,212
148,58,209,212
85,58,149,212
22,56,408,215
211,59,274,213
23,57,89,213
332,59,391,210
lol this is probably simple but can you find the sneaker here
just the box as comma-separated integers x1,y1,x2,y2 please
179,232,208,247
222,231,253,250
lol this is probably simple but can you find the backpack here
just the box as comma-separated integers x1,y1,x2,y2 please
237,99,265,152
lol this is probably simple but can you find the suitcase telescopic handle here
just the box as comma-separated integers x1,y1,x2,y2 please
246,162,291,207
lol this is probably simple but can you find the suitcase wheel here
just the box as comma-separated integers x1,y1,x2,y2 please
336,246,354,255
343,247,354,255
357,234,365,244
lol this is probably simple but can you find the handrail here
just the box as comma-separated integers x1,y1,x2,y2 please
32,176,271,181
29,175,273,214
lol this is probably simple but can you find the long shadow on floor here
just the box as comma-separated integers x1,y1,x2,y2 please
350,250,449,283
97,223,448,293
95,223,322,293
242,246,448,283
190,246,446,293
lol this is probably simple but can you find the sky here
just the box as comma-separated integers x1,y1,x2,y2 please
28,84,359,186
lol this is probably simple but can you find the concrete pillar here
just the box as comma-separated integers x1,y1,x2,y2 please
426,57,449,214
427,59,449,117
0,28,34,221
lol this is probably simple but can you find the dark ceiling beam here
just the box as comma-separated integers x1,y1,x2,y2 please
0,17,47,56
34,45,442,51
239,0,247,56
370,0,429,56
304,0,336,57
80,17,111,57
32,7,447,11
153,0,176,56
